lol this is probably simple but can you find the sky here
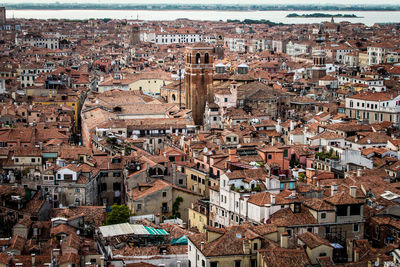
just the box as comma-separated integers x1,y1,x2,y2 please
3,0,400,5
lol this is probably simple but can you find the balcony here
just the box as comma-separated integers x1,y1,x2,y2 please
162,206,169,213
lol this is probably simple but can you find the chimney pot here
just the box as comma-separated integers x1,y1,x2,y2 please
350,186,357,198
331,184,338,196
280,231,289,248
270,194,275,205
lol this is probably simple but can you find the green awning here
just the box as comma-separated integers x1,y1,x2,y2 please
171,235,188,245
144,226,169,235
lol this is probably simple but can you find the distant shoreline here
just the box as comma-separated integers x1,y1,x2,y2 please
286,13,363,18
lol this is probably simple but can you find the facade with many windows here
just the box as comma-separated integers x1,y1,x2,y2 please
345,92,400,125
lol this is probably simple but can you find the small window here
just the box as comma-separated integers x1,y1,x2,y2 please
321,212,326,219
287,229,292,236
163,191,167,197
353,224,359,232
137,203,142,211
75,188,80,193
31,158,36,163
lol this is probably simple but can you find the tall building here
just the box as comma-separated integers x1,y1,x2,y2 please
311,49,327,81
185,43,214,125
130,24,140,46
311,24,327,81
0,7,5,26
215,33,224,59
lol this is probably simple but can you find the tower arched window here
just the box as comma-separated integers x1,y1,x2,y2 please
196,53,201,64
204,53,209,64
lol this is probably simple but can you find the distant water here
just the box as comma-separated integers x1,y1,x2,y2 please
7,9,400,26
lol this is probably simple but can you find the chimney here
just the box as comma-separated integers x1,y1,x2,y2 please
290,120,295,131
350,186,357,198
229,148,238,163
32,254,36,267
354,248,360,262
270,194,275,205
357,169,362,177
243,239,251,254
52,249,60,257
200,241,205,251
264,204,271,223
280,231,289,248
331,184,338,196
172,163,177,184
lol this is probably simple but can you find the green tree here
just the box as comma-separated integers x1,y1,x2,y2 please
298,172,306,182
105,204,131,225
172,197,183,219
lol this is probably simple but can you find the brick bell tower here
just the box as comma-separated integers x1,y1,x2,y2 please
185,43,214,125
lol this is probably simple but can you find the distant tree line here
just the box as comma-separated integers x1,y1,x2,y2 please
227,19,285,26
287,13,360,18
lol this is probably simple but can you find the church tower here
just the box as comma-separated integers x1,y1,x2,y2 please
311,24,327,81
185,43,214,125
130,24,140,46
311,49,327,81
215,33,224,60
0,7,6,26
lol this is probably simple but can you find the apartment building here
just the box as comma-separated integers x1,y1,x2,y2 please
345,92,400,125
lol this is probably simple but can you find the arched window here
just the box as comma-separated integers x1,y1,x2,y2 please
172,94,176,102
204,53,209,64
196,53,201,64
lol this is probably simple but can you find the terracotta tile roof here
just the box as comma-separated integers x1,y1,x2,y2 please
270,206,317,226
7,235,26,252
113,244,187,257
129,179,170,200
50,224,77,237
324,190,364,206
303,198,335,211
13,255,52,267
259,247,311,267
346,132,391,145
248,192,272,206
225,168,266,181
50,206,106,228
0,253,11,265
251,224,278,236
298,231,332,249
347,92,398,101
58,253,80,265
188,225,261,257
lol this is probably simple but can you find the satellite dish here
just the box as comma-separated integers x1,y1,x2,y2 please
236,233,242,239
136,165,141,170
203,147,208,153
132,135,138,140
